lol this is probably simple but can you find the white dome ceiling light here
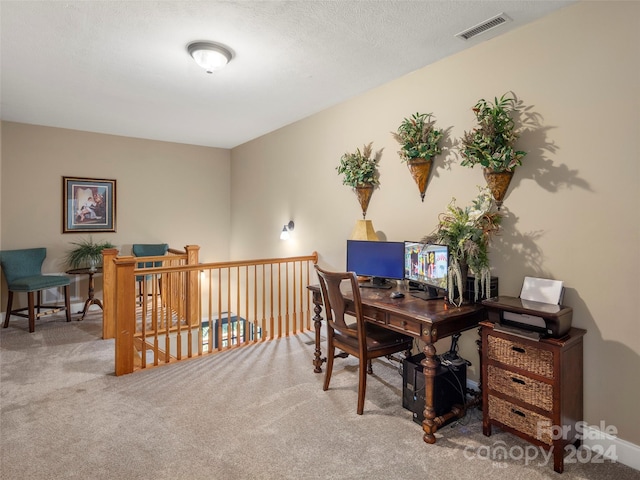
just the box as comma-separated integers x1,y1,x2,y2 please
187,41,232,73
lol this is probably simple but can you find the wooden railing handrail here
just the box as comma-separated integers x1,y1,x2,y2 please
196,253,319,269
102,245,193,339
133,253,319,276
102,246,319,376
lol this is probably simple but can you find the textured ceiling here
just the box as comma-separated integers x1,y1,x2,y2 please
0,1,575,149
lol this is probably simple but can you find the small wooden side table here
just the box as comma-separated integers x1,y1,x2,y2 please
66,267,104,320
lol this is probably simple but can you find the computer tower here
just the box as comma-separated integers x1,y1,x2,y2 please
402,353,467,426
465,275,499,303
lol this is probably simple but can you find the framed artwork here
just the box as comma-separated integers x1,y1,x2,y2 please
63,176,116,233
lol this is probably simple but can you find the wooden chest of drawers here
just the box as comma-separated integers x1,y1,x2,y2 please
480,321,586,473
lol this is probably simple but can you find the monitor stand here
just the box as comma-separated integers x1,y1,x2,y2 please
359,277,394,289
410,286,443,300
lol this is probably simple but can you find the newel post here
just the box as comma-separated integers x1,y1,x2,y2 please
101,248,119,339
185,245,200,327
114,256,137,376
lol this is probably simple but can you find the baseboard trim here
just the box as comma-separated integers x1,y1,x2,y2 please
582,425,640,471
466,380,639,472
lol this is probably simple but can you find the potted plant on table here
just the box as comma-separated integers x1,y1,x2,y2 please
65,236,115,272
423,187,501,306
392,112,443,202
336,142,383,219
458,92,527,208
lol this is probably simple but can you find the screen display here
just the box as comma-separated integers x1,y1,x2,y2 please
404,241,449,291
346,240,405,281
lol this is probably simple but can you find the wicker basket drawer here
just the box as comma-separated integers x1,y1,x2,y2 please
488,365,553,412
488,395,553,445
487,334,554,379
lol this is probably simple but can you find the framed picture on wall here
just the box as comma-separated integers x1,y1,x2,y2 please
63,176,116,233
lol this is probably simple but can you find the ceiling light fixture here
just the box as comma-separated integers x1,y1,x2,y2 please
187,41,232,73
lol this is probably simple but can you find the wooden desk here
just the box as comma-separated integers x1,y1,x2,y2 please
66,267,103,320
308,284,487,444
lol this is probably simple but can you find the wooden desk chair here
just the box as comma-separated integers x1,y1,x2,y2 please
314,264,413,415
1,248,72,333
132,243,168,301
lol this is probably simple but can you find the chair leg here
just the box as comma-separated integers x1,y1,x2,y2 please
367,359,373,375
3,291,13,328
64,285,72,322
323,350,335,392
357,356,368,415
28,292,36,333
323,338,335,391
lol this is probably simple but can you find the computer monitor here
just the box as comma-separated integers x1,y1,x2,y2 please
404,241,449,299
346,240,405,289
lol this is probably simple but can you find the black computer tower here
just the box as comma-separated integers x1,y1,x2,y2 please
465,275,499,303
402,353,467,426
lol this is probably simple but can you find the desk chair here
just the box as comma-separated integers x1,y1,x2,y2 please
132,243,168,300
1,248,72,333
314,265,413,415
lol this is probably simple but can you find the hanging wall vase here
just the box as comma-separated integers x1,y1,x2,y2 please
355,184,374,219
407,159,432,202
483,168,513,209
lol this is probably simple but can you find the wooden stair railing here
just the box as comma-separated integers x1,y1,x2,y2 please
102,246,318,375
102,246,192,340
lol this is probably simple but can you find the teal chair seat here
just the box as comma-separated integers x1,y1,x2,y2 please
8,274,70,292
132,244,168,299
1,248,72,332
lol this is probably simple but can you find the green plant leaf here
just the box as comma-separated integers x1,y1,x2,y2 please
459,92,527,172
392,112,443,163
65,236,115,269
336,142,383,187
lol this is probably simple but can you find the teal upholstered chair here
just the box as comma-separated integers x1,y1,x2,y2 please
1,248,72,333
132,244,169,299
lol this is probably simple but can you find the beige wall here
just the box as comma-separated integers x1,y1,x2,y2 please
1,122,231,301
231,1,640,445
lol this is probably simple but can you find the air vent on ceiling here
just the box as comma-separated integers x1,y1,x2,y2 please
455,13,512,41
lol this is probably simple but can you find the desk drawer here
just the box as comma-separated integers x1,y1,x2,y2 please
487,365,553,412
362,305,386,325
388,315,421,336
487,335,554,379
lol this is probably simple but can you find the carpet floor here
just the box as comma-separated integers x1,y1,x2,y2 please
1,311,637,479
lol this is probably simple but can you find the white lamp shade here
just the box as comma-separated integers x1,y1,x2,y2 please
279,221,294,240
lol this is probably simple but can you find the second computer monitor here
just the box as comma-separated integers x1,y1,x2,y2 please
404,241,449,292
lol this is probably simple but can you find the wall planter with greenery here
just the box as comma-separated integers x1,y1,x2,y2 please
458,93,527,208
392,112,443,202
65,236,115,272
336,142,383,219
